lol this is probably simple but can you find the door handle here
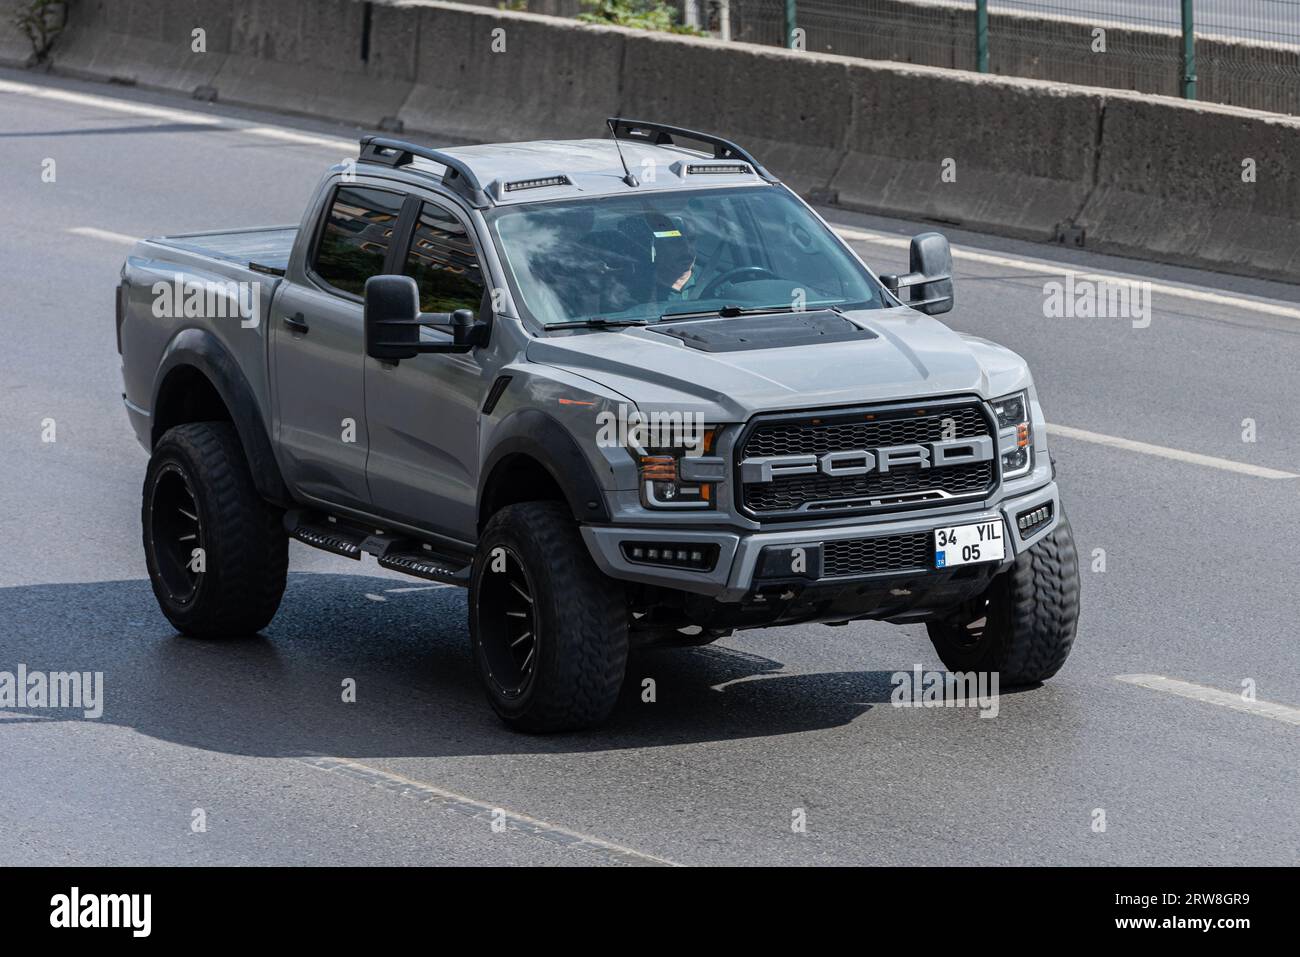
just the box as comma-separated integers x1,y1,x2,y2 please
283,313,309,334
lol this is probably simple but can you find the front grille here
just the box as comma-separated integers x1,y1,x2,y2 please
822,532,932,577
743,407,987,457
737,401,998,519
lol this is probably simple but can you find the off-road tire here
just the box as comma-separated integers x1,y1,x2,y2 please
470,501,628,732
142,422,288,637
926,516,1080,685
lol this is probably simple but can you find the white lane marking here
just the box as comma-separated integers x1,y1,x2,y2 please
363,593,387,602
302,756,677,866
832,224,1300,323
1117,674,1300,726
0,78,353,149
0,78,223,126
241,125,354,150
1046,423,1298,479
67,226,136,245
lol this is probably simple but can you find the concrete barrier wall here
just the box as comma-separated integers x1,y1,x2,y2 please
1079,97,1300,279
619,29,853,196
398,6,624,141
0,1,35,66
35,0,234,91
2,0,1298,282
832,65,1104,243
218,0,415,123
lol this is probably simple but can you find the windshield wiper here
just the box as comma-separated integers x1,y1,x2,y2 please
659,304,804,322
546,317,649,330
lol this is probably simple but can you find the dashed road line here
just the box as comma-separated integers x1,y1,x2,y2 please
0,78,354,149
67,226,136,246
240,124,353,150
1117,674,1300,726
300,755,678,867
0,78,225,125
1046,424,1298,479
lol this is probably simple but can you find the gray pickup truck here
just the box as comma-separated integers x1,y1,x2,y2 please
118,119,1079,732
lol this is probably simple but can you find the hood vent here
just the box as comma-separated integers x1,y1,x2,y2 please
650,310,877,353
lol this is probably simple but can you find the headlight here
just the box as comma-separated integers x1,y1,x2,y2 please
638,428,719,509
992,391,1032,478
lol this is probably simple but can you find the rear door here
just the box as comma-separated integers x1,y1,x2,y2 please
364,199,491,543
270,183,405,509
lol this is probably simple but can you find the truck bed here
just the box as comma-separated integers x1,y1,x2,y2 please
151,225,298,276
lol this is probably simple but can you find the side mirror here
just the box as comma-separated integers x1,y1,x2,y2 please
365,275,421,361
365,275,482,361
880,232,954,316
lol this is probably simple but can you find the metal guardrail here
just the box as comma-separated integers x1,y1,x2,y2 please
677,0,1300,115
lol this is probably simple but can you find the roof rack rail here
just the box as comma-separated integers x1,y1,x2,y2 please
358,135,491,208
606,118,777,182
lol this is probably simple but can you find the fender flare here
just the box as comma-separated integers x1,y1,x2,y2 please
151,328,289,505
479,409,612,527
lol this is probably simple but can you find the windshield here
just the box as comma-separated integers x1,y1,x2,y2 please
487,186,887,327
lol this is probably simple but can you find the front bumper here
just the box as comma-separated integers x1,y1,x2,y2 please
581,480,1061,603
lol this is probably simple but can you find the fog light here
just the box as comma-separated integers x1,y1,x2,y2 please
1015,502,1054,537
621,542,718,571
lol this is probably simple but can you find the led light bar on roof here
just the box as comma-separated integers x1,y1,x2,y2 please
686,163,753,175
504,175,572,192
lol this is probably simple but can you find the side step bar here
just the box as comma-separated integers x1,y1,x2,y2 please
284,510,471,586
377,550,470,584
288,519,364,559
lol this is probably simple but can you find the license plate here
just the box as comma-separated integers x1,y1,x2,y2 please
934,520,1005,568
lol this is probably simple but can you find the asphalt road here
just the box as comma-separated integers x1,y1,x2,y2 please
1,68,1297,866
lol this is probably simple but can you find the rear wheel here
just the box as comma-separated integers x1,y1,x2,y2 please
470,502,628,732
142,422,288,638
926,516,1080,684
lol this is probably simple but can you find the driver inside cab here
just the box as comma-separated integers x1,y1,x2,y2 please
646,214,697,304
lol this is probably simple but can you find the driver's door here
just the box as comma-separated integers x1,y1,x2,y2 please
363,199,490,544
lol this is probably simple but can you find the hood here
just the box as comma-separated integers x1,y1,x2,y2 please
525,307,1031,421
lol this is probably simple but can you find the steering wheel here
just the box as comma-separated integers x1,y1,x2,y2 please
699,265,779,300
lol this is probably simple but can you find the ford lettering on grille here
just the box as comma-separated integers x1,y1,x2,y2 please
740,436,993,483
736,402,999,518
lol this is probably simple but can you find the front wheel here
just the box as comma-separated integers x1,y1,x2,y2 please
470,502,628,732
926,516,1080,685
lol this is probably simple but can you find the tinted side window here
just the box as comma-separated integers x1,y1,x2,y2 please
403,203,485,313
313,187,404,296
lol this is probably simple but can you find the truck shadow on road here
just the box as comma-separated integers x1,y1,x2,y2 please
0,572,1034,756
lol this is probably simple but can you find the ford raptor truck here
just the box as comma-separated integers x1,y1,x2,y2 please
117,119,1080,732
